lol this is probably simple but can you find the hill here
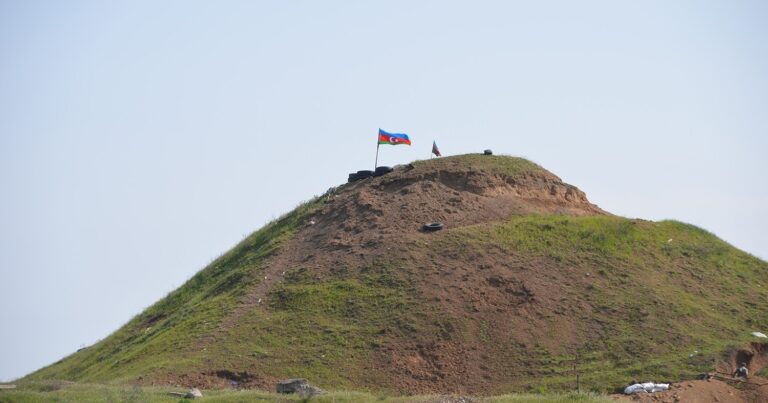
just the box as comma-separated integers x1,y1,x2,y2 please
22,154,768,395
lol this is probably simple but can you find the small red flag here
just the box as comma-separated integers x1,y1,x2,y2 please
432,141,442,157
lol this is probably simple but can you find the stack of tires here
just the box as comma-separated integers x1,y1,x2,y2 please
348,170,373,182
348,166,393,183
373,166,393,177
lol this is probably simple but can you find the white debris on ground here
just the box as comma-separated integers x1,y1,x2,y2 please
624,382,670,395
752,332,767,338
168,388,203,399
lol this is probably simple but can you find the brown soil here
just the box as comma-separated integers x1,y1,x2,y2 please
183,160,607,393
612,377,768,403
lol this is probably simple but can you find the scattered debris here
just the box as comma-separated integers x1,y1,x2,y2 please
752,332,767,338
667,238,673,243
624,382,670,394
276,378,323,396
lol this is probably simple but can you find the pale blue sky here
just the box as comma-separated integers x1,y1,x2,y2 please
1,0,766,381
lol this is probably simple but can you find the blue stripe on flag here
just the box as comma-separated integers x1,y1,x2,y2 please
379,129,410,141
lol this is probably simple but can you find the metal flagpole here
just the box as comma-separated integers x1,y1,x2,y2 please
374,139,380,170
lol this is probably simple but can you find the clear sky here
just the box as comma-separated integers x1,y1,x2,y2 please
1,0,766,382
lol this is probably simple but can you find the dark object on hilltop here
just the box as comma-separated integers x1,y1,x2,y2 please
347,170,374,182
484,149,493,155
374,166,393,176
347,171,372,182
357,170,374,178
423,222,444,231
276,378,323,396
349,167,393,182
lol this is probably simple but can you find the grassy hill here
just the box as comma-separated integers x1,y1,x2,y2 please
22,154,768,395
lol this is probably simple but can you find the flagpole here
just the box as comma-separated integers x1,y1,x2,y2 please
374,140,380,170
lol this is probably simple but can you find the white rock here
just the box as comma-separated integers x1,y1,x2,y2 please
185,388,203,398
752,332,767,338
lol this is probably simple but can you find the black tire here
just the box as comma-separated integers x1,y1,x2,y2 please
483,149,493,155
373,166,393,177
422,222,444,231
356,170,374,178
348,173,361,182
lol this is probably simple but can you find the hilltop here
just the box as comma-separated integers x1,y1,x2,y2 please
22,154,768,396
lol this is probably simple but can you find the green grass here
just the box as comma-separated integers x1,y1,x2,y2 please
412,154,546,178
1,382,614,403
23,194,329,384
437,215,767,392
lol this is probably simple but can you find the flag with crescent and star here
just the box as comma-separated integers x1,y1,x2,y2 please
378,129,411,146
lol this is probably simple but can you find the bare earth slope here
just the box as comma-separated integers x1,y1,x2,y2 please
23,155,768,397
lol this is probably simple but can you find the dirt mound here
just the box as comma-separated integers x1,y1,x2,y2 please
616,343,768,403
205,155,608,393
617,378,768,403
24,154,768,396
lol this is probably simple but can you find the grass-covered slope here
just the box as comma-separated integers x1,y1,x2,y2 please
23,197,326,384
21,155,768,395
434,215,767,392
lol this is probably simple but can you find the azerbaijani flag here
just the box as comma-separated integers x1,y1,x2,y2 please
378,129,411,146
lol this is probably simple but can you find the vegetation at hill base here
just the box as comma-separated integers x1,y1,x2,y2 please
1,382,613,403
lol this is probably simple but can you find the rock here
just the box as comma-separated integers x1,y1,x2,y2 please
276,378,323,396
168,388,202,399
752,331,767,338
185,388,203,398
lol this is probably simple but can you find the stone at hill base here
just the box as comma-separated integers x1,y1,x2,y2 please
168,388,203,399
186,388,203,398
276,378,323,396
